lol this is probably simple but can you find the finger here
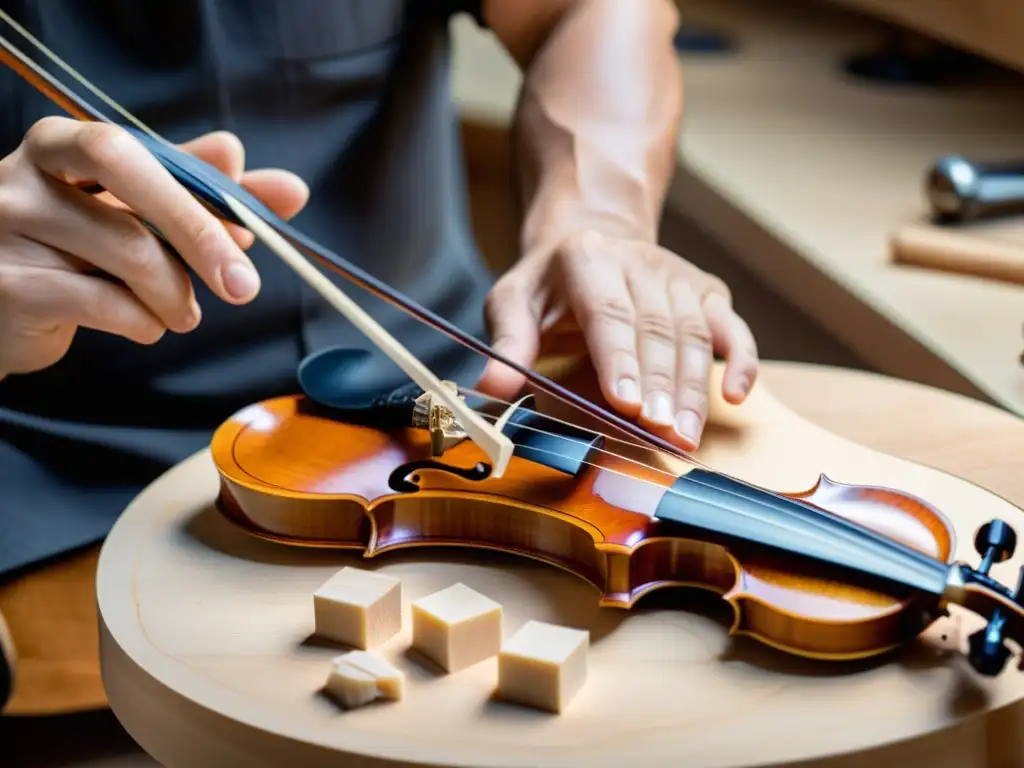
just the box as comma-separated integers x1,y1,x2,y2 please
0,232,89,272
97,168,311,253
93,131,247,207
626,268,677,430
23,118,260,305
180,135,311,245
177,131,256,247
180,131,246,181
559,231,642,415
13,174,200,334
242,169,310,220
179,134,311,251
93,131,254,247
0,264,166,345
668,278,714,449
703,291,759,403
477,275,543,399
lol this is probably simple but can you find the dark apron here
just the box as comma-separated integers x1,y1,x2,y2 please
0,0,494,577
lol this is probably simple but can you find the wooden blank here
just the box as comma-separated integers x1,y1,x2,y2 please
96,361,1024,767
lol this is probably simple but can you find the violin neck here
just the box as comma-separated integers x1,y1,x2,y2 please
653,469,951,598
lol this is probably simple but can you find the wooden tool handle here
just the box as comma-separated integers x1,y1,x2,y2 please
890,223,1024,285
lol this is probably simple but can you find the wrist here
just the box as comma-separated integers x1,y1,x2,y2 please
520,194,657,265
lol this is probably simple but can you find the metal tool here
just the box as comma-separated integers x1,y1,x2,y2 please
926,155,1024,223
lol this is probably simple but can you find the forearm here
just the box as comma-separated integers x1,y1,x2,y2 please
511,0,683,261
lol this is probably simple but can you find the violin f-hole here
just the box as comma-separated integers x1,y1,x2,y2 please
387,460,492,493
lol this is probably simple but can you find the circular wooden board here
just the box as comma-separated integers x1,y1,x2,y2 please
97,362,1024,767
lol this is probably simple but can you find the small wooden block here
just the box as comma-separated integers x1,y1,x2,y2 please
497,620,589,713
410,582,502,673
324,650,404,710
313,567,401,649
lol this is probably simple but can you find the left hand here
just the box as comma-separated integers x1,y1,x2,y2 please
475,229,759,450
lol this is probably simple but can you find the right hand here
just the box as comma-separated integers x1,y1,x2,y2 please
0,117,310,377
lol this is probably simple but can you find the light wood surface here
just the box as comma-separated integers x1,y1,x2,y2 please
97,361,1024,767
825,0,1024,76
891,217,1024,286
450,0,1024,412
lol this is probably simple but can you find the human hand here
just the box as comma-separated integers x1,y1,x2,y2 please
476,229,759,450
0,118,309,377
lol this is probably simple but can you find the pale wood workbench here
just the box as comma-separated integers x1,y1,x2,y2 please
450,0,1024,414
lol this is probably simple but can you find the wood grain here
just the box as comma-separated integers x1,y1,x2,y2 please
97,362,1024,767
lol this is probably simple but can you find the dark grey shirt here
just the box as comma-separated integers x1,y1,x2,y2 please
0,0,495,576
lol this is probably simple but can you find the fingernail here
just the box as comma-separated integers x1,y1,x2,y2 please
222,261,260,301
616,378,640,404
642,391,673,425
735,375,751,396
676,410,702,444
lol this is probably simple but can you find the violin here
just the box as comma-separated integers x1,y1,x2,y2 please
208,350,1024,675
2,11,1024,683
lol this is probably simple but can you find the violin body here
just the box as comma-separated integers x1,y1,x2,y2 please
211,368,958,666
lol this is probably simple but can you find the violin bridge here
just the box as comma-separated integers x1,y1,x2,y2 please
412,381,468,456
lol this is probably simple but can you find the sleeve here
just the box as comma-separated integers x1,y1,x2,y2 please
428,0,487,27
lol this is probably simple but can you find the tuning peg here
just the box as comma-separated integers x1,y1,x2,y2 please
965,521,1022,676
968,614,1013,676
974,520,1016,575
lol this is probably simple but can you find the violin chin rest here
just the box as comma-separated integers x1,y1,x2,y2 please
297,344,487,412
298,347,390,410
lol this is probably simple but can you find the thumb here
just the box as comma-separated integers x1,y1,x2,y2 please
476,276,542,400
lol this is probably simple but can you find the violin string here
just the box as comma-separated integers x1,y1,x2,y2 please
469,417,944,581
460,387,936,574
469,397,696,480
0,13,942,580
460,405,944,576
457,386,944,571
460,385,714,469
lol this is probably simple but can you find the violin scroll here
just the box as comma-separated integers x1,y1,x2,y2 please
946,519,1024,676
